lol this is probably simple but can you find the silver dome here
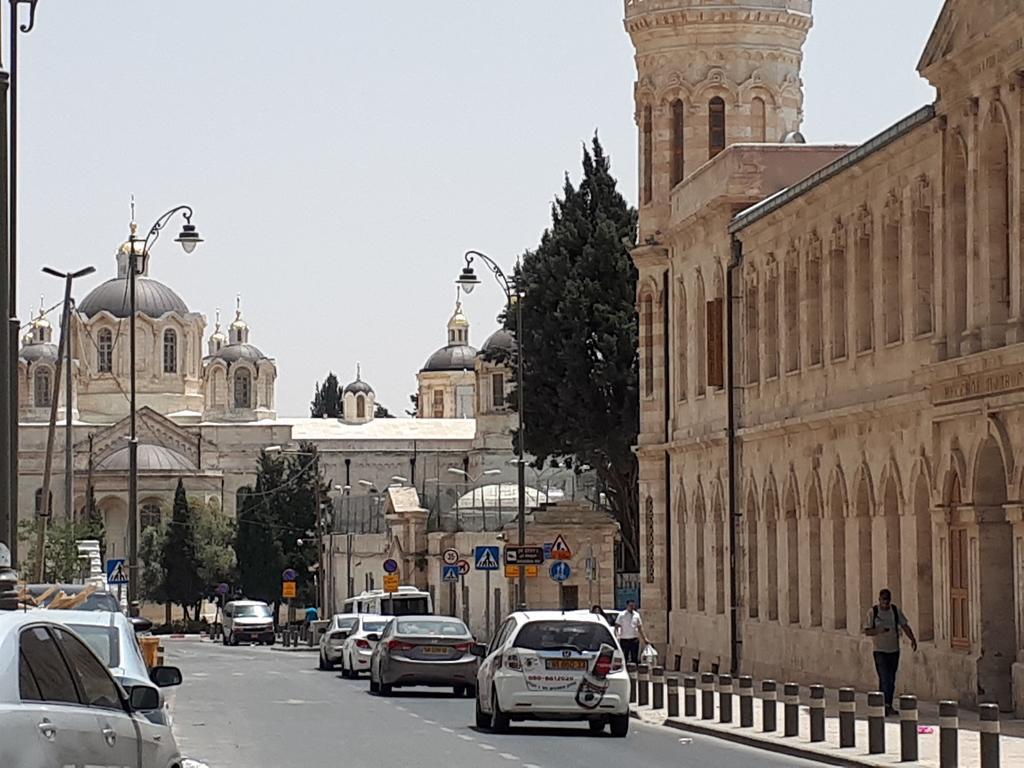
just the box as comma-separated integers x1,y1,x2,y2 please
422,344,478,372
344,378,374,395
19,343,58,364
96,444,195,472
480,328,514,356
207,343,268,364
79,277,189,319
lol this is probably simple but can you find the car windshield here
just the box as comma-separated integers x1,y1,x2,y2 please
514,620,615,653
361,621,387,633
395,619,467,636
234,605,271,618
379,596,430,616
67,625,121,668
336,617,358,631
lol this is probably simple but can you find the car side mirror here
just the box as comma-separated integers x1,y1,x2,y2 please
469,643,487,658
149,665,183,688
365,633,380,642
128,685,160,711
129,616,154,634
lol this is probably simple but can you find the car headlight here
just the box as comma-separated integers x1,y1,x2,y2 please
182,758,212,768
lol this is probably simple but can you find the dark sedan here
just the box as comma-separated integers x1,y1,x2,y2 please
368,616,477,697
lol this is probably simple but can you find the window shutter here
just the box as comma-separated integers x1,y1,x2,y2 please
707,298,724,388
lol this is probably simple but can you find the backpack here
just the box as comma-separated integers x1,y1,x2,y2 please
872,604,901,633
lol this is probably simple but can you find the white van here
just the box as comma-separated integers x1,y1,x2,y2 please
342,586,432,616
223,599,275,646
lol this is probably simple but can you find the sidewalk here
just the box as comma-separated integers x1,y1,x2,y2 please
632,685,1024,767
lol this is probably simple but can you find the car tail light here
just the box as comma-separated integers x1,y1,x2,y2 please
611,655,624,673
453,642,472,652
355,639,371,649
504,652,521,670
388,639,415,651
593,649,615,679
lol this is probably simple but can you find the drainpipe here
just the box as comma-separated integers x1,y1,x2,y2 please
727,235,742,676
662,268,673,650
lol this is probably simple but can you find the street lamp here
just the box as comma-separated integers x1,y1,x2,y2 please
127,207,201,607
456,250,527,608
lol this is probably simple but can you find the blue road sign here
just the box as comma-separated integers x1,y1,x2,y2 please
282,568,298,582
549,561,572,583
383,559,399,574
216,583,230,596
474,546,500,571
442,564,461,583
543,543,553,560
106,558,128,585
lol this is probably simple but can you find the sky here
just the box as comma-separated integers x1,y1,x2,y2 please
13,0,944,417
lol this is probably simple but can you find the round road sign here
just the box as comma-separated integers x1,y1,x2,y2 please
216,582,230,596
282,568,298,582
383,558,399,574
457,559,471,576
549,561,572,582
442,549,460,566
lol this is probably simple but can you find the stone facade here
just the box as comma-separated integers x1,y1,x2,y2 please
628,0,1024,713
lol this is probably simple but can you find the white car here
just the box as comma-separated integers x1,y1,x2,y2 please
472,610,630,737
318,613,359,670
0,610,201,768
339,614,389,678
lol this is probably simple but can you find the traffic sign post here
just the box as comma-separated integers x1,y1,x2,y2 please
382,573,400,593
442,549,459,566
442,564,460,583
106,559,128,585
474,546,500,571
549,561,572,582
282,581,297,599
504,546,544,566
282,568,298,582
456,559,470,576
383,559,399,574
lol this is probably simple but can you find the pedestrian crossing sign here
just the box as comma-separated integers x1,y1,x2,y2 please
474,546,500,571
106,558,128,585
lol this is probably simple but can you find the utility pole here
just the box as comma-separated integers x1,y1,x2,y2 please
0,19,12,560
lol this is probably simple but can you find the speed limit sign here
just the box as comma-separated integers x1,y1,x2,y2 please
442,548,459,566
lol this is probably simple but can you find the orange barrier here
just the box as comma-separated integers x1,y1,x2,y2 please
140,636,160,668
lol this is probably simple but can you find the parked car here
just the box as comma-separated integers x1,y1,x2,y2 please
0,610,197,768
368,616,476,696
339,614,389,678
318,613,359,670
223,599,275,646
472,610,630,736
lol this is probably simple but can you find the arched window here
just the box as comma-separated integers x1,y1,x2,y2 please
751,96,767,142
695,274,707,396
140,504,162,531
642,105,653,205
830,226,848,359
765,485,779,621
948,136,968,350
234,368,252,409
829,479,847,630
784,486,800,625
883,194,903,344
765,261,779,378
913,178,934,336
855,210,874,353
807,242,823,365
708,97,726,158
675,280,688,401
491,372,506,409
356,394,366,419
671,99,685,186
981,107,1011,336
163,329,177,374
807,483,822,627
713,492,725,615
744,272,759,384
746,490,759,618
33,368,52,408
642,293,654,397
784,253,800,372
98,329,113,373
694,492,706,612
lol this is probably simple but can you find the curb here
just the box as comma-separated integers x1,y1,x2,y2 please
270,646,318,653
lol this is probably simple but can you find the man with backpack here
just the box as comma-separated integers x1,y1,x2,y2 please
864,588,918,715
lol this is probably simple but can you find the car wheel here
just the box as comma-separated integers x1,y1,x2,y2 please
475,692,492,730
369,672,380,694
453,685,465,697
464,685,476,699
318,653,327,670
490,688,510,733
379,681,392,696
221,631,229,646
229,632,239,647
323,655,334,671
609,713,629,738
588,719,606,734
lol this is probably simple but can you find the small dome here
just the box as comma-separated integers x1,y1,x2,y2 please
79,277,189,319
208,343,268,364
422,344,478,372
344,365,374,395
19,343,58,364
96,444,195,472
781,130,807,144
480,328,514,356
448,301,469,330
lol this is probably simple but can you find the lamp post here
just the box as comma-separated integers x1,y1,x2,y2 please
456,250,527,608
126,207,202,606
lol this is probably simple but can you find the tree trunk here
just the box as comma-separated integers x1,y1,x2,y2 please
164,602,172,625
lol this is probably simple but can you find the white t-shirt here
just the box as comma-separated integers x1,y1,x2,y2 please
616,610,643,640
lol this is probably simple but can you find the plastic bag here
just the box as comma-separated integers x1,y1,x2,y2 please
641,644,658,663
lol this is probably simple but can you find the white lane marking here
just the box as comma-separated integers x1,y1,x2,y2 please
478,744,496,751
499,753,518,760
440,727,454,733
395,706,406,711
522,764,543,768
423,719,437,725
458,734,474,741
408,712,420,718
231,672,244,676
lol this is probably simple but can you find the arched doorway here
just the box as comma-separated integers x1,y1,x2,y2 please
973,437,1014,710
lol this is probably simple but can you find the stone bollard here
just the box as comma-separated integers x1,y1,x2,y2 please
783,683,800,737
701,672,716,720
156,645,165,667
627,663,637,704
868,691,886,755
667,675,680,717
652,667,665,710
719,675,734,724
838,687,856,748
899,695,919,762
739,676,754,727
683,675,697,717
762,680,778,732
938,700,958,768
637,664,650,707
809,685,826,743
979,704,1000,768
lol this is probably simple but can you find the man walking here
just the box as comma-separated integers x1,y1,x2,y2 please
864,588,918,715
615,600,648,664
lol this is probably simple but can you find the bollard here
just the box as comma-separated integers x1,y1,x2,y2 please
762,680,778,732
637,664,650,707
783,683,800,737
652,667,665,710
809,685,826,743
701,672,716,720
627,663,637,704
683,675,697,717
719,674,734,724
838,687,856,748
868,691,886,754
899,695,919,762
156,645,165,667
739,676,754,727
667,675,680,718
938,700,958,768
979,704,1000,768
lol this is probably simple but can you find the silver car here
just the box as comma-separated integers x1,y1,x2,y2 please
368,616,477,697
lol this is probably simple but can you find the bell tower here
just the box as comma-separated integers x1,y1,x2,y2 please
625,0,813,239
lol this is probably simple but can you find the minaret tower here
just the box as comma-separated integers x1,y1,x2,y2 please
624,0,813,239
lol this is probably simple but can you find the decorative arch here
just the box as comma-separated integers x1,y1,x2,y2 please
853,463,876,619
940,447,969,506
805,470,824,626
692,68,740,107
737,75,780,108
782,469,801,624
694,269,707,396
828,464,849,629
641,287,656,398
656,79,695,107
711,479,726,614
947,128,969,349
744,477,759,619
879,462,904,603
762,469,780,621
968,421,1015,502
676,479,688,610
693,477,707,612
33,365,53,408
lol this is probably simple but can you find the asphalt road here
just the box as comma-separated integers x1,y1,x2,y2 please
166,641,822,768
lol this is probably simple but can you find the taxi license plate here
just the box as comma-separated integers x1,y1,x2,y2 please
421,646,450,655
546,659,587,670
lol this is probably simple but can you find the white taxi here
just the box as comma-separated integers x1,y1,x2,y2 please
472,610,630,737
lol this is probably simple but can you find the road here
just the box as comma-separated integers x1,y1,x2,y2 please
166,641,821,768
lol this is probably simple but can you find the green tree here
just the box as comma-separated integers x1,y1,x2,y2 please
191,496,236,593
406,393,419,417
17,518,83,583
79,483,106,561
235,453,286,603
139,522,170,622
511,135,640,568
311,372,343,418
277,443,329,606
161,480,203,619
374,403,395,419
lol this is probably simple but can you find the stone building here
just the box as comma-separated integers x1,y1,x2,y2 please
627,0,1024,713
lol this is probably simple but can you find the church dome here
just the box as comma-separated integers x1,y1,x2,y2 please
480,328,514,356
96,444,195,472
208,343,267,364
19,342,58,364
79,277,189,319
422,344,478,372
344,369,374,395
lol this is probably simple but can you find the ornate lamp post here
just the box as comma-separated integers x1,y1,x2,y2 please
456,250,528,609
